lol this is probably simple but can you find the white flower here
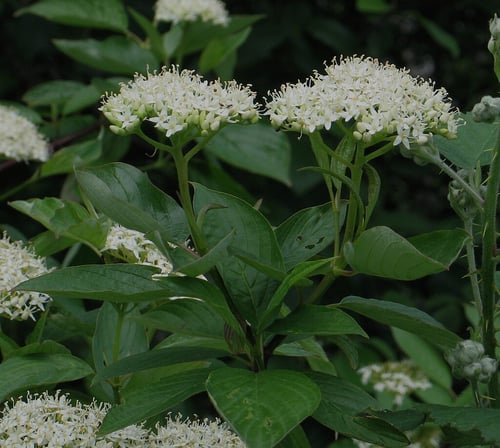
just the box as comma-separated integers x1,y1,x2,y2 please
358,359,431,406
100,66,259,139
148,414,246,447
265,56,460,149
0,391,148,447
0,106,50,162
154,0,229,26
102,224,173,276
0,232,52,321
0,392,245,447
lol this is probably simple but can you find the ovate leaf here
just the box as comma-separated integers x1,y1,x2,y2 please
76,162,189,245
54,37,158,75
193,184,284,327
0,353,93,401
204,122,292,185
207,368,321,448
434,112,497,168
268,305,367,337
276,203,335,270
339,296,461,349
99,368,211,435
16,0,128,31
344,227,467,280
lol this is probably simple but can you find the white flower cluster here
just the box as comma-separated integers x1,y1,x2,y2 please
102,224,173,276
101,66,259,139
358,359,431,405
0,233,52,321
0,391,245,447
154,0,229,26
0,106,50,162
265,56,459,149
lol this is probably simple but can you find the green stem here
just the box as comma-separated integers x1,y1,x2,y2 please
342,142,365,245
464,217,483,317
422,145,484,209
308,132,342,258
171,145,207,254
135,128,174,153
481,125,500,405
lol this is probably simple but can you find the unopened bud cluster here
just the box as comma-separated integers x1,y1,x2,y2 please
446,340,497,383
471,95,500,123
447,169,485,218
488,14,500,82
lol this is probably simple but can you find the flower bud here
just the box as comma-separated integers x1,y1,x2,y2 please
472,95,500,123
488,14,500,82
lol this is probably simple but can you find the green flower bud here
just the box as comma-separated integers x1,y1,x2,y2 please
477,357,498,383
472,95,500,123
488,14,500,82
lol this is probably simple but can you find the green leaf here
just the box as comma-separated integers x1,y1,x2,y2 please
275,203,335,270
193,184,284,327
179,15,263,55
41,138,103,177
129,8,165,62
76,162,189,245
205,122,292,185
309,372,410,447
10,197,108,252
199,27,251,73
268,305,367,337
175,230,235,277
22,80,84,107
417,404,500,446
363,163,381,225
16,0,128,31
53,37,159,75
93,346,227,383
93,303,148,387
260,258,333,331
339,296,461,349
0,353,93,401
392,328,452,390
154,276,243,336
434,112,497,168
356,0,392,13
207,368,321,448
418,15,460,58
138,299,225,338
344,227,468,280
62,83,101,115
16,264,168,302
99,368,211,435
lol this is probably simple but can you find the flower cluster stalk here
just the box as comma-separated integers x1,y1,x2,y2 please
481,126,500,405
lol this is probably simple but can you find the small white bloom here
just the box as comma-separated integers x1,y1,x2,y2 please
265,56,460,149
0,106,50,162
358,359,431,406
102,224,173,276
154,0,229,26
101,66,259,140
0,232,52,320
